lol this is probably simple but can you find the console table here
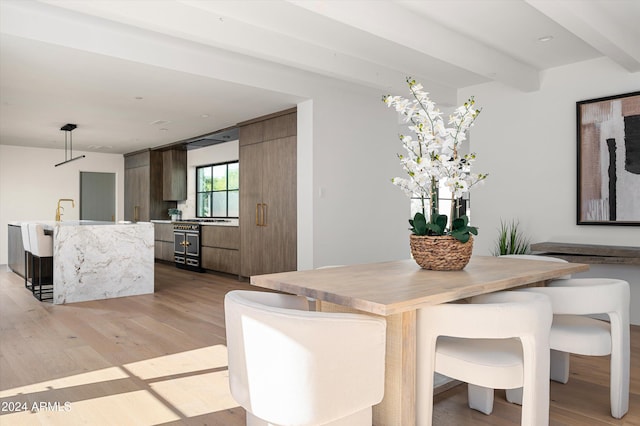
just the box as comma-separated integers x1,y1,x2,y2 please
530,242,640,265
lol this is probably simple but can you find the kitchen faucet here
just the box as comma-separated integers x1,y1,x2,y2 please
55,198,75,221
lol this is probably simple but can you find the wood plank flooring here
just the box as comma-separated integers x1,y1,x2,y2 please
1,262,638,425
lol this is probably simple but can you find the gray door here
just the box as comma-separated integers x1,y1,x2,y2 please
80,172,116,221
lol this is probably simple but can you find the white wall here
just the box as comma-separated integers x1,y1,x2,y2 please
176,141,239,219
459,57,640,324
459,57,640,255
0,145,125,264
308,86,411,268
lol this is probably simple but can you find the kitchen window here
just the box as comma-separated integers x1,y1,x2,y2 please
196,161,239,218
411,185,471,222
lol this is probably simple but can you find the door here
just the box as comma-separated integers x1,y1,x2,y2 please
262,136,297,274
124,166,149,221
174,230,186,264
240,141,265,277
80,172,116,221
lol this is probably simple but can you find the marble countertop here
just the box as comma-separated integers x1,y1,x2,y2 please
9,220,152,227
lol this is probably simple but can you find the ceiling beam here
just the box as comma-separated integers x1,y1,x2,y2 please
288,0,541,92
30,0,456,103
526,0,640,72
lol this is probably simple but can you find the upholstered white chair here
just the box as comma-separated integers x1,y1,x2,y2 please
28,223,54,301
500,254,571,279
225,290,387,426
520,278,630,419
20,223,32,291
417,291,553,426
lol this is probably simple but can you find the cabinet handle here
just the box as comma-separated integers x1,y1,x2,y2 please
256,203,260,226
134,206,139,222
262,203,268,227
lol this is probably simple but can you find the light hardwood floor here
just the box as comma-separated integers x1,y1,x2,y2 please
1,263,638,425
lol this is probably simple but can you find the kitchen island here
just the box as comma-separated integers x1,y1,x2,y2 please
8,220,154,304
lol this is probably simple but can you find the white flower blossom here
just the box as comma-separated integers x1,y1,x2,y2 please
384,78,488,229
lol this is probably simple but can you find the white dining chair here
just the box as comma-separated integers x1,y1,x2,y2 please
417,291,553,426
28,223,54,301
500,254,571,279
520,278,630,419
20,223,32,291
224,290,387,426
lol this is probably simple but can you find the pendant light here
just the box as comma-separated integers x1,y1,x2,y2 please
55,123,86,167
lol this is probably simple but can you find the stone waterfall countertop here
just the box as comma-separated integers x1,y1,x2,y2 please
10,221,155,304
53,221,154,304
9,220,152,228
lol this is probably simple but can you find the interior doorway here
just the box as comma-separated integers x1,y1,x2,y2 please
80,172,116,221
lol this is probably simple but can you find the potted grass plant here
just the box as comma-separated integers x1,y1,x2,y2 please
493,219,531,256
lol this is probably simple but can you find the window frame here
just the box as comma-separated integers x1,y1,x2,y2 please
195,160,239,219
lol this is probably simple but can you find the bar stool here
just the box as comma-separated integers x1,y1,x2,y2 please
28,223,54,301
20,223,32,291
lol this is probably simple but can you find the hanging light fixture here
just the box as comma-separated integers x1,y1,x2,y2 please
55,123,86,167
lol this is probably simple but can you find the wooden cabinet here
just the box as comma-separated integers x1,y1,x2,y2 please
239,109,297,277
153,222,174,262
124,150,173,221
201,225,240,275
162,149,187,201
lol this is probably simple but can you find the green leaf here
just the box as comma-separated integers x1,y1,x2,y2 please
433,214,448,230
451,230,470,243
425,223,444,235
411,212,428,235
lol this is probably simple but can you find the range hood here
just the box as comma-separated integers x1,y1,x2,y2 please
184,127,238,150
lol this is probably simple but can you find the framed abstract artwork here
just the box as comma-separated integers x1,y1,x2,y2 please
577,91,640,225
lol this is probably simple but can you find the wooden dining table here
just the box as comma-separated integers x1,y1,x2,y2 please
250,255,589,426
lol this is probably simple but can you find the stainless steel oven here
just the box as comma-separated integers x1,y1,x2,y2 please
173,222,203,272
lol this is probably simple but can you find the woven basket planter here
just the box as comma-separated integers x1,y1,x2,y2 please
409,234,474,271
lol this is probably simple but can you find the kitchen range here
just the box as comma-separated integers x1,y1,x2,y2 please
173,219,232,272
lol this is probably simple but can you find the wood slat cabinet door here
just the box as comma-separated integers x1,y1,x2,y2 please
239,114,297,277
239,140,265,277
125,150,173,221
201,225,240,274
124,165,149,222
162,149,187,201
153,223,174,262
261,135,297,274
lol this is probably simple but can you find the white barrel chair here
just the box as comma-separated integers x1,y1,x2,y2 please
224,290,387,426
520,278,630,419
28,223,54,301
20,223,32,291
500,254,571,279
417,291,553,426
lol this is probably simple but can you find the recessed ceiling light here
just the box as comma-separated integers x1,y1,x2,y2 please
201,114,210,118
538,35,554,42
150,120,170,125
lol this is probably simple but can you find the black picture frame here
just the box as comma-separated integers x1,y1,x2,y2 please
577,91,640,226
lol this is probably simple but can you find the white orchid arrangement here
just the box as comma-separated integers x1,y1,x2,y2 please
383,78,488,242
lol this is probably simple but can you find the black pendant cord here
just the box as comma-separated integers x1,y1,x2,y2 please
55,123,85,167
